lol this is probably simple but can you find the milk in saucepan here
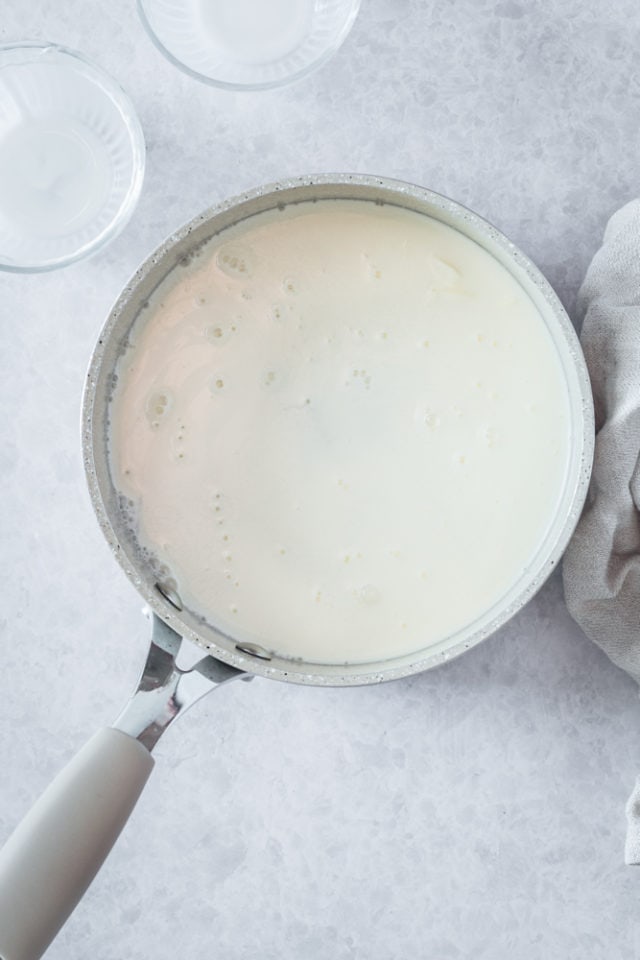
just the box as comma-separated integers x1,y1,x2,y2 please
109,200,570,664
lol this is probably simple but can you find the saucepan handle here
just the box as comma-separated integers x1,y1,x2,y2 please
0,727,154,960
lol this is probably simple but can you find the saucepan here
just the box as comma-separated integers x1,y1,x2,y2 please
0,175,594,960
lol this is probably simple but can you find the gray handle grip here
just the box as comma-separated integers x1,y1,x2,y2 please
0,727,154,960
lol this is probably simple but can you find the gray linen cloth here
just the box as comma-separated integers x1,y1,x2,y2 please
563,198,640,864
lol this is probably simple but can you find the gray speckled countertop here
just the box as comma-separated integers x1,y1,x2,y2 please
2,1,640,957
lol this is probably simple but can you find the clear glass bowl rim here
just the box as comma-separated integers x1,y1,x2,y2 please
136,0,362,91
0,41,146,274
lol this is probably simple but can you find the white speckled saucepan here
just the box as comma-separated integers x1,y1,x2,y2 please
0,175,594,960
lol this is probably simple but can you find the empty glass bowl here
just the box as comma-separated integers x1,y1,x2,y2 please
137,0,361,90
0,43,145,273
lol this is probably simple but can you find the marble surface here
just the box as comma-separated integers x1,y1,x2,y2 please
2,1,640,957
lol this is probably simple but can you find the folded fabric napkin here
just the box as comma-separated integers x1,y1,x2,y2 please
563,198,640,864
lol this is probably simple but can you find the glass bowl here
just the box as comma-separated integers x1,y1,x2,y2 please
137,0,361,90
0,43,145,273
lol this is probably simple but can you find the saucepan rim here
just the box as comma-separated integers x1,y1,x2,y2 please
82,173,595,686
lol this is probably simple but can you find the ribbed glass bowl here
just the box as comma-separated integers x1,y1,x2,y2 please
0,43,145,273
137,0,361,90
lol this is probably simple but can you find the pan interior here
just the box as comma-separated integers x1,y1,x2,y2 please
85,177,593,685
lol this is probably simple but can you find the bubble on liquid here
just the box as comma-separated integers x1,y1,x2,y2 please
414,405,440,431
170,424,187,462
117,493,137,532
349,369,371,389
205,324,230,344
272,302,293,323
363,253,382,281
105,371,119,403
216,243,254,279
425,411,439,428
358,584,380,605
483,425,497,447
145,389,173,428
427,256,460,290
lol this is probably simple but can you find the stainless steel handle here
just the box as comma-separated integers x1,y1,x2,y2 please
0,615,246,960
113,613,246,750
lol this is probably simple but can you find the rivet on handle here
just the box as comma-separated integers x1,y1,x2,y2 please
235,643,272,661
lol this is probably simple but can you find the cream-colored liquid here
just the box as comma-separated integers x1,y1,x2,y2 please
110,200,570,664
